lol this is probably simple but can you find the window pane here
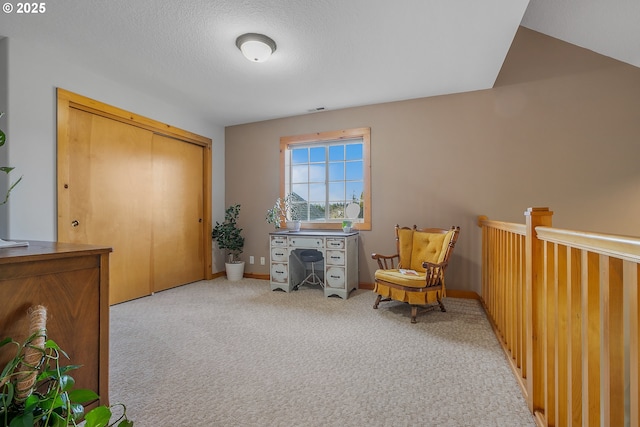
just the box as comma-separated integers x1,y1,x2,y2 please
345,161,362,180
291,165,308,183
329,182,345,201
292,148,308,164
329,202,346,219
329,145,344,161
309,183,325,200
291,201,308,220
328,162,344,181
345,143,362,161
309,146,325,162
309,203,325,220
291,184,308,200
346,181,363,202
309,164,325,182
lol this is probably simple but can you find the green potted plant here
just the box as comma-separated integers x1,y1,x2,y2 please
0,111,23,206
265,194,302,231
1,305,133,427
212,204,245,281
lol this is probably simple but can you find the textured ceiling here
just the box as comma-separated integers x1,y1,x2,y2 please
0,0,638,127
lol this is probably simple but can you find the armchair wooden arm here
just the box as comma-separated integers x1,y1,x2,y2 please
371,253,399,270
422,261,448,288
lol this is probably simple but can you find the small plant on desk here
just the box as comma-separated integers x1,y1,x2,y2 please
266,193,303,229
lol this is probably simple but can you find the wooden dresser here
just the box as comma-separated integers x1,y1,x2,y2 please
0,241,111,405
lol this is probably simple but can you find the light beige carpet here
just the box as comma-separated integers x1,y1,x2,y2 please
109,278,535,427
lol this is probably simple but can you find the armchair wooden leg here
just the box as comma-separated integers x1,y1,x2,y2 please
437,294,446,312
410,306,418,323
373,294,382,309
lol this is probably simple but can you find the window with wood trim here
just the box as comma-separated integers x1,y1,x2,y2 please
280,127,371,230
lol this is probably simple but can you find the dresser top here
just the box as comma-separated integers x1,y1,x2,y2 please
269,230,359,237
0,240,112,264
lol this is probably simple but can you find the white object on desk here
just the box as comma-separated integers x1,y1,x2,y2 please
269,230,359,299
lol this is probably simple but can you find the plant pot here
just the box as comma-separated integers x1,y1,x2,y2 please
286,220,301,232
225,261,245,281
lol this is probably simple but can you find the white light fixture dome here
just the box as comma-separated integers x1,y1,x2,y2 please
236,33,277,62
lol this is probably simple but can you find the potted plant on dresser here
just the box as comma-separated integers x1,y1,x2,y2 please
212,204,245,281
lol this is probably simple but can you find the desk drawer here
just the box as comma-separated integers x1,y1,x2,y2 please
271,247,288,262
325,250,345,266
270,263,288,283
326,238,345,249
325,267,345,289
270,236,288,247
289,237,324,248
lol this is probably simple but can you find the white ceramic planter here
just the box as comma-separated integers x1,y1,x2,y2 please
225,261,245,281
285,220,301,232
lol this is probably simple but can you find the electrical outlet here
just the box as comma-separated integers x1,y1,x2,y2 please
260,257,265,265
249,256,255,264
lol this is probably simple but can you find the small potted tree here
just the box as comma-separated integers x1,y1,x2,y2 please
212,204,245,281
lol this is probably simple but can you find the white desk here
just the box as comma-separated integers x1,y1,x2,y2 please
269,230,359,299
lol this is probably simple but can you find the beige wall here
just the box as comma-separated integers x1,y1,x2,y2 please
224,27,640,295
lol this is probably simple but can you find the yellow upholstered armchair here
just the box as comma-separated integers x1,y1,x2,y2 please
371,225,460,323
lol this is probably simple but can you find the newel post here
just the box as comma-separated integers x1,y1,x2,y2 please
524,207,553,415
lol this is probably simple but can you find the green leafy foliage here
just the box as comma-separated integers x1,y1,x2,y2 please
212,204,245,263
0,334,133,427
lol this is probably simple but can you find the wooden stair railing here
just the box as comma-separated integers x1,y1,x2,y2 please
478,207,640,427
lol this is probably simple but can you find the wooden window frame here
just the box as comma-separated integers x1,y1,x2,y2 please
279,127,371,231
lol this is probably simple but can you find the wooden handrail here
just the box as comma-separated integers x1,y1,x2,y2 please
536,226,640,262
477,215,526,235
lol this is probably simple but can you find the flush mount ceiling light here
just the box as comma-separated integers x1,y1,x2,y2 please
235,33,277,63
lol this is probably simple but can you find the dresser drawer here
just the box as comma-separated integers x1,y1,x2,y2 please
270,247,288,262
325,250,345,266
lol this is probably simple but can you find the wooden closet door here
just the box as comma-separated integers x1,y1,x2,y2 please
62,109,153,304
152,134,204,292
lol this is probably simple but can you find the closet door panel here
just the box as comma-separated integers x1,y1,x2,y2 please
63,109,153,304
58,88,213,305
152,134,205,292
